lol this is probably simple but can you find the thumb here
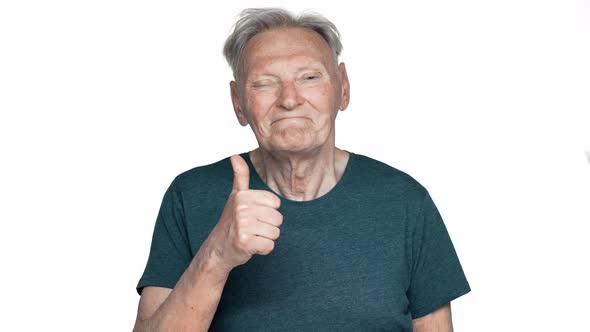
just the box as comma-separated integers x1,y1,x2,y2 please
230,154,250,192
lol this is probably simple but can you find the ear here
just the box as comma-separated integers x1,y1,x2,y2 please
338,63,350,111
230,81,249,127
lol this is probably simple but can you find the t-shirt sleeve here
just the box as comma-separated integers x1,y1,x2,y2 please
136,177,192,295
406,189,471,319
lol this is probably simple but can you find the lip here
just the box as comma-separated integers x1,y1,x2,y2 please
274,117,307,123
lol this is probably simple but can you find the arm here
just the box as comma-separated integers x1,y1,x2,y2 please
132,240,230,332
412,303,453,332
133,155,283,331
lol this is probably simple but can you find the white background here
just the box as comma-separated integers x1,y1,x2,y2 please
1,0,589,330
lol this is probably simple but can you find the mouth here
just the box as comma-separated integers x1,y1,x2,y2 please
274,117,307,123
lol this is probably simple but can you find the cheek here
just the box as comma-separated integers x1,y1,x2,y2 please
245,92,278,136
304,86,330,106
246,93,275,117
304,84,339,116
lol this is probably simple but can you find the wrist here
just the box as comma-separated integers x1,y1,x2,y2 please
197,241,232,279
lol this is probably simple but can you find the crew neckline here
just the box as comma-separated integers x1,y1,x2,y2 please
239,150,356,206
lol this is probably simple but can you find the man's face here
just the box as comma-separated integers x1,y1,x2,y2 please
230,27,350,155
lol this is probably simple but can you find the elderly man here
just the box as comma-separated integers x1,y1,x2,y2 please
133,7,470,332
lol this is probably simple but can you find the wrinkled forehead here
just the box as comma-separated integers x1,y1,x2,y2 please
242,27,335,74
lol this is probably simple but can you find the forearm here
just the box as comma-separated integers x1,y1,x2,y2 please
412,303,453,332
134,242,230,332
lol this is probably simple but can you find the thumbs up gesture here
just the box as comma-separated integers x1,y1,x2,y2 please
203,154,283,274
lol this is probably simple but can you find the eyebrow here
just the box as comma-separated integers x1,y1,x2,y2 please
252,57,326,71
295,61,325,72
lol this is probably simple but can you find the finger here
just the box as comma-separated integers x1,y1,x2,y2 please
254,206,284,227
252,220,281,241
230,154,250,192
249,235,276,256
246,189,281,209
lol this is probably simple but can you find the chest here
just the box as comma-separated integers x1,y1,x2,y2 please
209,205,413,331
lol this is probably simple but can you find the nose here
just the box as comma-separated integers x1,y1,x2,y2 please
277,81,304,110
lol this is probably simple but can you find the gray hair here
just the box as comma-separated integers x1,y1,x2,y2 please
222,7,343,84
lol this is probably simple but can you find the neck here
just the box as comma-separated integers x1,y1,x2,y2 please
249,146,349,202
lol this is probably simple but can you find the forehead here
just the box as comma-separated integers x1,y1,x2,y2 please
243,27,334,73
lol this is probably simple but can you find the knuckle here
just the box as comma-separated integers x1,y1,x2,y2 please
235,215,248,228
235,209,248,222
238,233,249,246
235,202,248,212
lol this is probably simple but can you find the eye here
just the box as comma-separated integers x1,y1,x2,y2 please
252,80,276,88
299,72,322,83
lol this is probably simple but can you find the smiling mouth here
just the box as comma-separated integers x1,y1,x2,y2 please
275,117,307,123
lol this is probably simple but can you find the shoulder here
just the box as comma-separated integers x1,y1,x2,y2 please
168,155,233,195
350,152,429,202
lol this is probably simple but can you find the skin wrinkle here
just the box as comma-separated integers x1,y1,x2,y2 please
133,13,457,332
231,25,454,330
230,26,350,201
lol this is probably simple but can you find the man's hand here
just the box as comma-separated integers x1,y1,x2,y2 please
204,154,284,273
412,303,453,332
133,154,284,332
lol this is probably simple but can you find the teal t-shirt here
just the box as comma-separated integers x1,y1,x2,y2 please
137,150,471,331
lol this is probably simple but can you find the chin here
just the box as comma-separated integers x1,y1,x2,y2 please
273,141,320,154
